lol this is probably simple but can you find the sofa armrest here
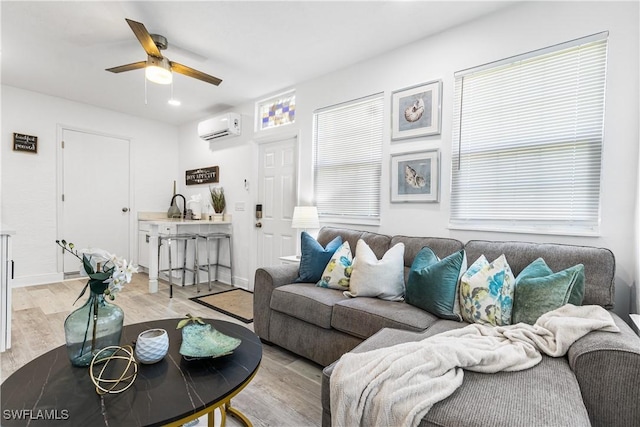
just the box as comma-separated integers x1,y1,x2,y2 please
253,264,300,340
568,312,640,427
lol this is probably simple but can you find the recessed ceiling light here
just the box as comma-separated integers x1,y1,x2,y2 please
168,99,181,106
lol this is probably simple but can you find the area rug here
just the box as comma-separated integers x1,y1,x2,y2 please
190,288,254,323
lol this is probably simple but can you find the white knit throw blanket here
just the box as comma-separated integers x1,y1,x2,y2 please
330,304,619,427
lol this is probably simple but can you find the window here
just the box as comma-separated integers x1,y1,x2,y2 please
313,93,384,223
256,91,295,131
450,32,608,235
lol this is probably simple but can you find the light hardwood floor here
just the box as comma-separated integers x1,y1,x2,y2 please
0,274,323,427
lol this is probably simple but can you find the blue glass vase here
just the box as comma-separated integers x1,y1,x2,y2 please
63,291,124,367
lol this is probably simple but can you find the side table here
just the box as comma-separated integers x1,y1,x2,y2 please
279,255,300,265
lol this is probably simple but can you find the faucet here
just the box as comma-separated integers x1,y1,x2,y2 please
170,194,186,219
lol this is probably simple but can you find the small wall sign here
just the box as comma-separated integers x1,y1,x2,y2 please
13,133,38,153
186,166,219,186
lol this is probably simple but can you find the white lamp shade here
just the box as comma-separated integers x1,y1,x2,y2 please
291,206,320,229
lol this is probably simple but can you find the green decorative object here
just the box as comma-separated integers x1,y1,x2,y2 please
177,314,241,360
64,291,124,367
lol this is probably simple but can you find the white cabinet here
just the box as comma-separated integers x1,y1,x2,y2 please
1,227,14,352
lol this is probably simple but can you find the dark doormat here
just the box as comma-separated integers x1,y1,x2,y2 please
190,288,254,323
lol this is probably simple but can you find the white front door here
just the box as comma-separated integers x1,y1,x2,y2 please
60,129,131,274
257,137,297,268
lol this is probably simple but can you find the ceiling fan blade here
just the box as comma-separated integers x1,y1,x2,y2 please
106,61,147,73
126,18,162,58
171,62,222,86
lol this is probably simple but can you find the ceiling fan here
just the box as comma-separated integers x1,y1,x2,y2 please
106,18,222,86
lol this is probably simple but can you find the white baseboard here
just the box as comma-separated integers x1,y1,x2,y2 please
11,273,64,288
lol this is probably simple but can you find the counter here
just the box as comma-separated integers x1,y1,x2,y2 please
1,224,15,352
138,214,232,293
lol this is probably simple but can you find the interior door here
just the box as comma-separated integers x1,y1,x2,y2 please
257,137,297,268
61,129,130,274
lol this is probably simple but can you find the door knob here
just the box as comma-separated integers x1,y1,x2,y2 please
122,207,129,212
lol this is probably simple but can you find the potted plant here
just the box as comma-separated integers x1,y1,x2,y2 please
209,186,226,221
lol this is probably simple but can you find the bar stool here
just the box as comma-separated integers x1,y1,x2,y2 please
157,233,199,298
197,232,234,289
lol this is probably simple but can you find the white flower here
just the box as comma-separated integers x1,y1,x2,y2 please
78,248,114,276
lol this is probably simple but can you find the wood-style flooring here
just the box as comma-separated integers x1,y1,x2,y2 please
0,274,323,427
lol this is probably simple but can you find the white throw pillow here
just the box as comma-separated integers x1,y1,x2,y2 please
344,239,405,301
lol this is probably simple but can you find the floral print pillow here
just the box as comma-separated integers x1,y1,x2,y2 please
460,254,515,326
316,241,353,290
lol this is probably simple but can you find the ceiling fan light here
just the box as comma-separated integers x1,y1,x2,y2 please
145,57,172,85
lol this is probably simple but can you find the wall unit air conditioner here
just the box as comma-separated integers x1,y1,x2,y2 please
198,113,241,141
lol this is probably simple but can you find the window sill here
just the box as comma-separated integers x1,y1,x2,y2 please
447,223,601,238
320,216,380,227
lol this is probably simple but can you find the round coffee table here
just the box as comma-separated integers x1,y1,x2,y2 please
1,318,262,426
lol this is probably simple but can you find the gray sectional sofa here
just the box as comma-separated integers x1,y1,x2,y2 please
253,227,640,426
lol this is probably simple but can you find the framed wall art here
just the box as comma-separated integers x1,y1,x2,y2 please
391,80,442,140
390,149,440,203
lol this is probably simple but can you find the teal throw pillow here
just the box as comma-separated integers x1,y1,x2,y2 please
405,248,466,321
512,258,585,324
295,232,342,283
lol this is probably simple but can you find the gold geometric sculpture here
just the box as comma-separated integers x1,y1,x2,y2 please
89,345,138,395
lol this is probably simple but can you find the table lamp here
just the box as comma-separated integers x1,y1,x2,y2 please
291,206,320,232
292,206,320,258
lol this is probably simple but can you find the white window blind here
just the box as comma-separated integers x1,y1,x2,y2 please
450,32,608,235
314,93,384,221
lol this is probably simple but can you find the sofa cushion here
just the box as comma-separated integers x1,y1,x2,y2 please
316,241,353,290
405,248,466,321
322,324,590,427
423,357,590,426
460,254,515,326
390,235,465,283
270,283,348,329
295,232,342,283
345,240,405,301
513,258,585,324
332,298,438,339
317,227,392,260
464,240,615,308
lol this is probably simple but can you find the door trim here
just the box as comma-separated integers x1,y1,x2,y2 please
56,124,135,274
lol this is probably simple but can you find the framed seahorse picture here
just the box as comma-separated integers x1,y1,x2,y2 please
390,149,440,203
391,80,442,140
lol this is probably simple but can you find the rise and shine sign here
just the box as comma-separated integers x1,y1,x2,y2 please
13,133,38,154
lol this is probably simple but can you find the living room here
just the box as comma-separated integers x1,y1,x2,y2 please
1,1,639,426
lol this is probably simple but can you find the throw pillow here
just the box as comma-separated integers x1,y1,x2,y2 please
295,232,342,283
316,241,353,290
405,247,467,321
344,239,405,301
512,258,585,324
460,254,515,326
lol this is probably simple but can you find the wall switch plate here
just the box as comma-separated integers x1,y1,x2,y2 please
235,202,245,212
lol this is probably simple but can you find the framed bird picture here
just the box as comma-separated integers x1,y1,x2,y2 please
391,80,442,140
390,149,440,203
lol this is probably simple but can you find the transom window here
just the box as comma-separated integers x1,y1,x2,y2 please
450,32,608,235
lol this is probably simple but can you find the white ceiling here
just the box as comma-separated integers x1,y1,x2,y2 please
1,1,513,126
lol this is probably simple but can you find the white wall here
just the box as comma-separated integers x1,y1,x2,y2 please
1,85,179,286
178,1,639,318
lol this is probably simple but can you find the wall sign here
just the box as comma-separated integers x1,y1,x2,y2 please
13,133,38,153
185,166,219,186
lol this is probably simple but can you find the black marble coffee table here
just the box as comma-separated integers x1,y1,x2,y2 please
1,318,262,426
